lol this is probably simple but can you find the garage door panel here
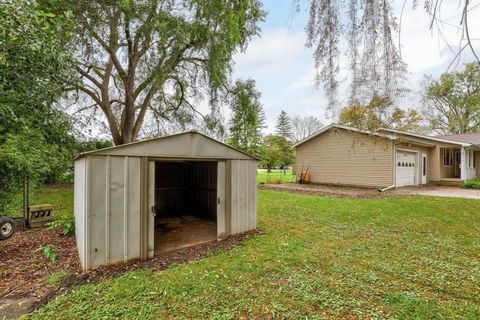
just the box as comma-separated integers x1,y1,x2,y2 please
396,151,416,187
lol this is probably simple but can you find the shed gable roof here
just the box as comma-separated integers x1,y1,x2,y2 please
76,131,258,160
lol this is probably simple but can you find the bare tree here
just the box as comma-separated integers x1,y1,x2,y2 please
290,115,324,142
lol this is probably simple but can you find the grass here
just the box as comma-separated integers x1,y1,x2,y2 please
42,269,70,288
28,188,480,319
3,185,73,218
257,169,295,184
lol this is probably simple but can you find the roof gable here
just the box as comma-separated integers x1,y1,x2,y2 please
77,131,258,160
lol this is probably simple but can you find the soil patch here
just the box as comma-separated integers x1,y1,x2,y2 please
0,227,259,319
259,183,388,198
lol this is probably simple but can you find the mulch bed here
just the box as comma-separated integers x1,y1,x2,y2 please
258,183,391,199
0,227,260,317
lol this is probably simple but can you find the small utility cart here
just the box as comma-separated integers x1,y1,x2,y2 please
0,177,54,240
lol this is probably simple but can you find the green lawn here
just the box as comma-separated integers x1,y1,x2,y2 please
257,169,295,184
28,189,480,319
3,185,73,218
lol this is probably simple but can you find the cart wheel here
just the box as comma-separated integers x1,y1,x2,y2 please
0,217,15,240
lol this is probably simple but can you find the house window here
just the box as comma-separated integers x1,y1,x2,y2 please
474,152,477,168
423,157,426,175
443,148,453,167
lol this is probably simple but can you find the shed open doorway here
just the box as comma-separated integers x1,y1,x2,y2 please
151,160,218,255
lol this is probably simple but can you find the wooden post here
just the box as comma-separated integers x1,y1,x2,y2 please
23,176,30,222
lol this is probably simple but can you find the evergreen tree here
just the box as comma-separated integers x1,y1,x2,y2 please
275,110,293,141
228,79,266,156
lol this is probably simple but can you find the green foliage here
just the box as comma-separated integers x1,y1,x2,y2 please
0,128,74,211
74,140,113,155
275,110,293,141
227,79,266,156
35,245,57,263
49,215,75,237
339,96,423,132
0,0,71,108
30,190,480,319
40,0,265,145
259,134,294,171
0,1,74,209
461,178,480,190
424,62,480,134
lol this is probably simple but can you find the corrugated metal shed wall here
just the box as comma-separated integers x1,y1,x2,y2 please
228,160,257,233
75,155,142,268
75,155,257,270
74,157,86,267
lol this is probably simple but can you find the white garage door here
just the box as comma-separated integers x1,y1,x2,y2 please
396,151,416,187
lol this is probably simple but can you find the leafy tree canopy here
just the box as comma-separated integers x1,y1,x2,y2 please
227,79,266,156
0,0,74,211
339,96,423,132
41,0,265,145
423,62,480,134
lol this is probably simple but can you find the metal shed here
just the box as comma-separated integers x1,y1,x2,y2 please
74,131,258,270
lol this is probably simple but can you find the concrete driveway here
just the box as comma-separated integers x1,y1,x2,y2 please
394,185,480,200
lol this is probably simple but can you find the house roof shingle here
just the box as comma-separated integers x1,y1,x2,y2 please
437,133,480,146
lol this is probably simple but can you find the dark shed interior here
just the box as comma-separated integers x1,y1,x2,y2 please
153,161,217,254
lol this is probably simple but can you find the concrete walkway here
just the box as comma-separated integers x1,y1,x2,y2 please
394,186,480,200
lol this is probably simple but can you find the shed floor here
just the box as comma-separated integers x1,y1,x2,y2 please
154,216,217,254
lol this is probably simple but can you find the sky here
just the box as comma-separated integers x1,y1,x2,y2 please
231,0,480,133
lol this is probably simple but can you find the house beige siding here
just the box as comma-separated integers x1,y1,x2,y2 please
295,129,394,188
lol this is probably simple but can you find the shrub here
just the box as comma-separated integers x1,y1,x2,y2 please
49,215,75,237
461,178,480,189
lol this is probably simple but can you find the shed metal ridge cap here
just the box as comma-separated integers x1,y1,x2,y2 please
377,128,472,147
74,130,260,161
293,123,398,148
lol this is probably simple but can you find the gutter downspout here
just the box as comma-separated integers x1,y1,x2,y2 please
379,185,395,192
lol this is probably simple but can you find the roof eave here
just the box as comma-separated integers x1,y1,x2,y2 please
377,128,471,147
293,123,397,148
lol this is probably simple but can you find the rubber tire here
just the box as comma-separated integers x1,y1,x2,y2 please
0,217,15,240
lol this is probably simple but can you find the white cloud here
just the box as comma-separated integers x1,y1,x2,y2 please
400,2,480,74
287,71,315,90
234,28,308,78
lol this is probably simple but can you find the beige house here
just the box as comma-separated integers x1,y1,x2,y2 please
293,124,480,189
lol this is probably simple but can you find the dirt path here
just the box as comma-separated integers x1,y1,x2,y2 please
259,183,386,198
